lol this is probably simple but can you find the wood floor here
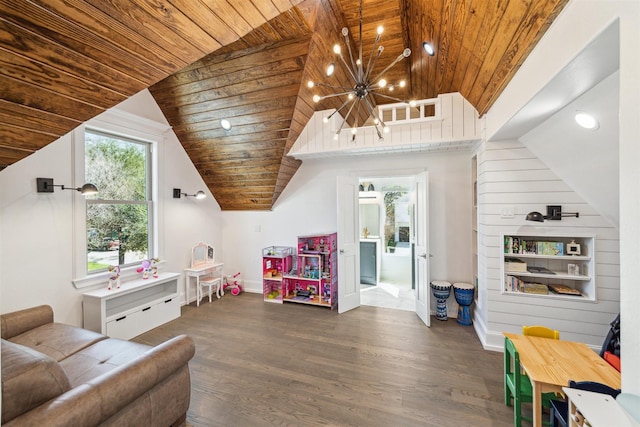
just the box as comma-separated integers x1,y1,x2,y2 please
133,293,516,426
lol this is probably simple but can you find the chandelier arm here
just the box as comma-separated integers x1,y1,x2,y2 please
316,91,357,102
336,52,359,84
314,82,354,91
342,31,358,75
363,96,386,126
328,97,353,120
336,99,358,134
362,97,385,140
369,53,409,85
363,96,380,120
364,47,383,83
367,92,406,103
354,98,363,127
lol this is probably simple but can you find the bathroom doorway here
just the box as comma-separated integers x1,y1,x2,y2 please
359,176,416,311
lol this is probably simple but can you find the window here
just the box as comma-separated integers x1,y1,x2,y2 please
85,130,152,273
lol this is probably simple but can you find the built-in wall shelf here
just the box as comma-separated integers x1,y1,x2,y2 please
501,234,596,301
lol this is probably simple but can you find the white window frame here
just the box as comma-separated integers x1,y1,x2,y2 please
72,109,169,289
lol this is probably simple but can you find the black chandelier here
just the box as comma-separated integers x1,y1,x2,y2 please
308,0,433,141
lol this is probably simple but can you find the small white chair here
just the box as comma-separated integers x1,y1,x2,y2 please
191,242,222,306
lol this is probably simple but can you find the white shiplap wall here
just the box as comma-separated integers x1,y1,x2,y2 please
289,93,480,158
477,139,620,351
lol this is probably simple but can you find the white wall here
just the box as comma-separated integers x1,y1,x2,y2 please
484,0,640,393
222,151,472,309
519,71,620,228
476,138,619,351
0,93,223,326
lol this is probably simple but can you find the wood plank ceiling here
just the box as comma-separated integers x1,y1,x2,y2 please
0,0,569,210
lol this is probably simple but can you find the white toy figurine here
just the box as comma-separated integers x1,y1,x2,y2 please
151,258,160,278
137,260,152,279
107,265,121,290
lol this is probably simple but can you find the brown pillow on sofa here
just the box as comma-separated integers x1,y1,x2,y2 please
1,339,72,424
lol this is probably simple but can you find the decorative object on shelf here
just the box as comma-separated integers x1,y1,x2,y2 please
367,183,375,191
173,188,206,199
567,263,580,276
308,0,430,141
567,240,581,255
525,205,579,222
107,265,120,290
137,259,155,279
36,177,98,196
150,258,160,278
362,226,369,238
430,281,452,321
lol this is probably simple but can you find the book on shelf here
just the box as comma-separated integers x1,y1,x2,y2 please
505,275,524,292
527,266,556,274
522,240,537,254
504,257,527,272
504,236,512,254
504,236,523,254
537,241,564,256
522,283,549,295
548,283,582,296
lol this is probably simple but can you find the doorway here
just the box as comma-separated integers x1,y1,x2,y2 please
358,176,416,311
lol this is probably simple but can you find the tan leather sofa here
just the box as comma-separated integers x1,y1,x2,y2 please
1,305,195,426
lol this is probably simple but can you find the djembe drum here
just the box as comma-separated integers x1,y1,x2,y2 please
430,281,452,321
453,282,475,325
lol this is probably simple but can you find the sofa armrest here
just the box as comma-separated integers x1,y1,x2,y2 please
1,305,54,340
4,334,196,427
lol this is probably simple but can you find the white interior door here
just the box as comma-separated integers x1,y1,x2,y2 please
337,175,360,313
414,172,430,326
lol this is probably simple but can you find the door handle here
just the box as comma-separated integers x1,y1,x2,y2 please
339,249,345,254
418,253,427,258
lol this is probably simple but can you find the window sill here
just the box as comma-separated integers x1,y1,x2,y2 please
73,260,167,290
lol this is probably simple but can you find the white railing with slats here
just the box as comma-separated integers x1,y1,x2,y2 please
377,98,441,124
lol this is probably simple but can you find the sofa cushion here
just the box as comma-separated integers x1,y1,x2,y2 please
1,305,53,340
1,339,72,424
9,322,107,362
59,338,151,387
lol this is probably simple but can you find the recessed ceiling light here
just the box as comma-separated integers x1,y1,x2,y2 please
220,119,232,131
575,111,599,130
422,42,435,56
326,63,335,77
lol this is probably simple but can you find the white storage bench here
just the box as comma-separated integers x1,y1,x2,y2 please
82,272,180,340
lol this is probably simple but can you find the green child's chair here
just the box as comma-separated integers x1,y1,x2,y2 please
504,337,556,426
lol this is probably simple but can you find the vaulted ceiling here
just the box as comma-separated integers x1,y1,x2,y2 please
0,0,568,210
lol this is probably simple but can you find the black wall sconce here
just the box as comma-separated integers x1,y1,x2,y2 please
526,205,579,222
173,188,206,200
37,178,98,196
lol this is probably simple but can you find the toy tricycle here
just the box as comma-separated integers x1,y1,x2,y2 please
224,272,243,296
